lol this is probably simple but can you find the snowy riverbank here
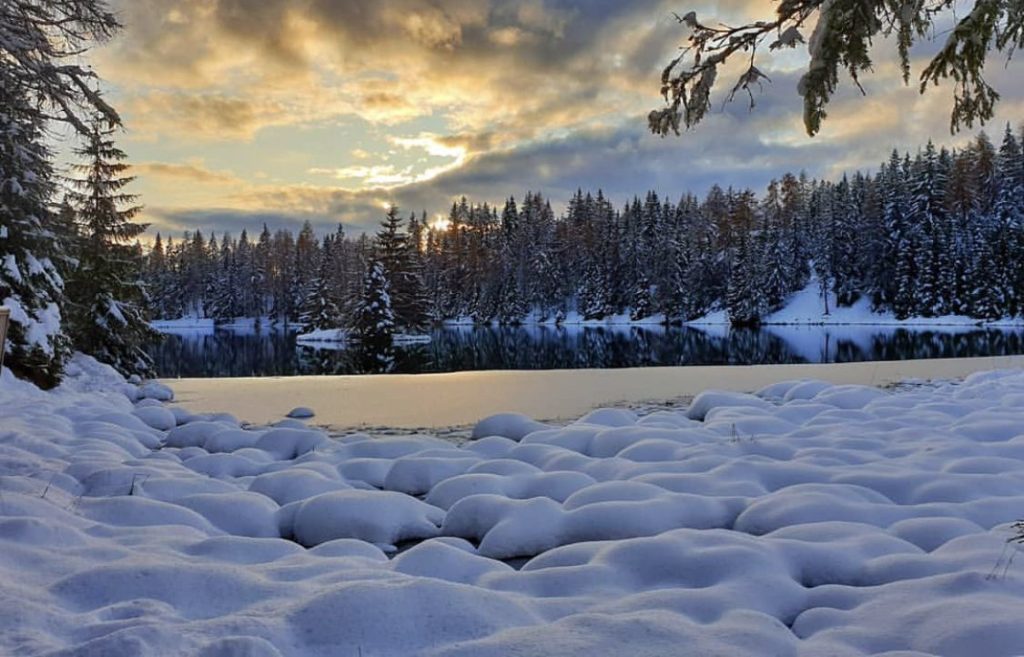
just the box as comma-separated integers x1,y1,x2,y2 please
150,281,1024,338
4,356,1024,656
165,355,1024,429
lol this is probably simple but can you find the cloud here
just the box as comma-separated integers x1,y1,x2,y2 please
135,161,242,184
98,0,1023,242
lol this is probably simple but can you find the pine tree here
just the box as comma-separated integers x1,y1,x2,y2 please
910,142,950,315
254,224,272,318
146,232,169,317
353,260,395,349
208,234,241,321
0,76,71,387
630,272,655,321
377,205,429,331
993,125,1024,316
64,119,157,376
727,229,764,326
759,180,790,312
299,256,341,331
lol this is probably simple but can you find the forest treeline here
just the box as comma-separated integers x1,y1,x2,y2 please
144,126,1024,332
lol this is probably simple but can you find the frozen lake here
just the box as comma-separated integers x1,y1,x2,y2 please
148,324,1024,378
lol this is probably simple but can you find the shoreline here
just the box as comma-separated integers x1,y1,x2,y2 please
163,354,1024,430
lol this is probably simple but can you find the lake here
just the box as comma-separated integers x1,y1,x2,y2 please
147,324,1024,378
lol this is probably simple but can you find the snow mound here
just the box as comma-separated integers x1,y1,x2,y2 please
5,359,1024,656
290,490,443,548
471,412,552,441
685,389,771,420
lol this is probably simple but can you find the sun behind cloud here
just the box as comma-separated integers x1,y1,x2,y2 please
98,0,1024,239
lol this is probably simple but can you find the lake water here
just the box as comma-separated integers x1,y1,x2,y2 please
148,324,1024,378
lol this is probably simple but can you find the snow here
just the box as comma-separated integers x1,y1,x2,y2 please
472,412,553,440
295,327,349,343
289,490,444,549
151,317,215,333
2,295,62,354
296,327,433,345
3,253,22,283
5,357,1024,655
756,280,1024,327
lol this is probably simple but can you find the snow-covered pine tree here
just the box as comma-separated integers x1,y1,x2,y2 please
266,228,297,323
234,229,258,318
64,119,157,377
0,76,71,387
758,180,790,313
353,259,395,349
294,220,320,319
377,205,429,331
299,256,341,332
993,125,1024,316
726,191,764,326
145,232,170,318
831,175,862,307
204,232,220,316
909,142,950,316
576,259,607,320
208,234,242,321
727,232,764,326
630,272,655,321
252,224,272,318
879,153,919,319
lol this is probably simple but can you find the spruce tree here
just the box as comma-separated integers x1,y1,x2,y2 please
630,272,655,321
65,120,156,377
377,205,429,331
353,260,395,349
0,77,71,387
993,125,1024,316
910,142,950,315
299,257,341,332
727,230,764,326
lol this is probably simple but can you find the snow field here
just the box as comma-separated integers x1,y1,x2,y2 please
2,357,1024,656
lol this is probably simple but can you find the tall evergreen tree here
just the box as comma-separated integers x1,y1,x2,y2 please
0,76,71,387
353,259,395,349
65,120,156,376
377,205,429,331
299,256,341,332
993,125,1024,316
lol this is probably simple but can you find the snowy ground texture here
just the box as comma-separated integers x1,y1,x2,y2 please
3,358,1024,656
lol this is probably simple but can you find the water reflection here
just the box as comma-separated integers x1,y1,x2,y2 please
147,324,1024,378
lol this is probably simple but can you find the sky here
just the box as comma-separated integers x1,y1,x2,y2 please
92,0,1024,239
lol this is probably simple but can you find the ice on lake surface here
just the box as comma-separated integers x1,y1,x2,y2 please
4,354,1024,656
147,323,1024,377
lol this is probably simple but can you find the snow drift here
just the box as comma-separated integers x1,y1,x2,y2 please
2,356,1024,656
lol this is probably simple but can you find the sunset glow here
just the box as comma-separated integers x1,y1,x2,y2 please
93,1,1024,239
429,214,452,232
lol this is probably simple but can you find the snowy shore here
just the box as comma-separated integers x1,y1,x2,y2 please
165,355,1024,429
151,281,1024,338
3,356,1024,656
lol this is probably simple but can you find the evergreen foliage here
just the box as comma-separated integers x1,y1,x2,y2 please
141,127,1024,330
652,0,1024,137
376,206,429,332
64,120,157,377
353,260,395,351
0,77,71,387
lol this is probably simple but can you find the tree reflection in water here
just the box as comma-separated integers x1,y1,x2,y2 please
147,325,1024,378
